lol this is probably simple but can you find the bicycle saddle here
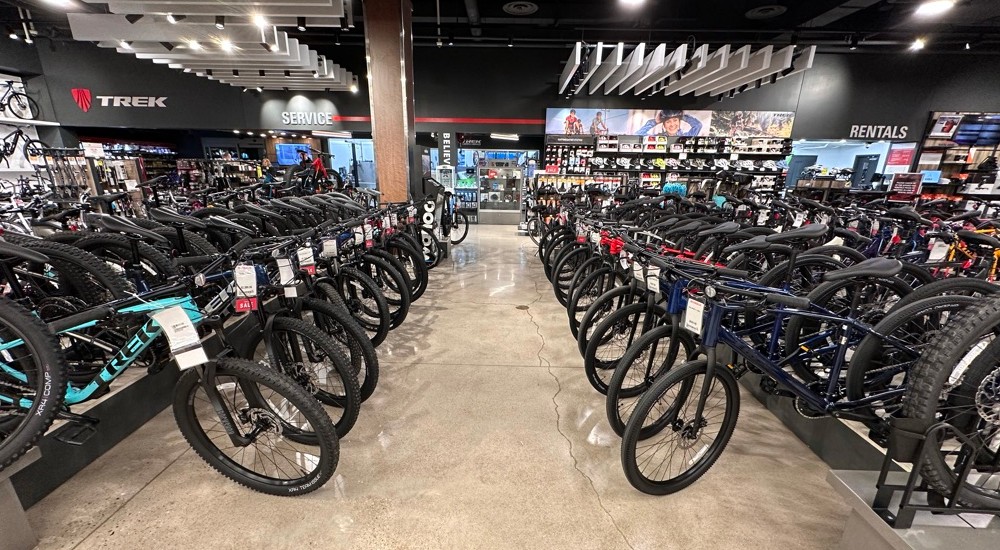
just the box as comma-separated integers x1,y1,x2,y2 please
149,207,207,230
764,223,828,244
798,198,835,215
268,199,306,215
0,239,51,264
884,208,932,226
823,257,902,282
204,215,255,235
721,234,792,255
698,222,741,238
646,217,683,231
91,214,168,243
947,211,980,223
958,230,1000,249
663,220,706,238
286,197,324,215
833,227,873,246
90,192,129,203
241,203,284,220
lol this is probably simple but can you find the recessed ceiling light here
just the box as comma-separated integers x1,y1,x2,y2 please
268,130,275,134
187,40,201,50
247,131,254,135
233,129,240,134
256,87,263,92
252,14,268,29
8,27,19,40
507,37,514,47
120,40,133,50
915,0,955,17
620,0,645,6
220,39,234,52
350,84,358,93
910,37,926,51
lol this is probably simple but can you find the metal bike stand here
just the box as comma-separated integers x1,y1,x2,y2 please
0,447,41,550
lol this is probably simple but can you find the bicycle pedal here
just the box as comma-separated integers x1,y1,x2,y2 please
55,419,99,446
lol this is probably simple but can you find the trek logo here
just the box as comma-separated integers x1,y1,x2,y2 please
71,88,167,112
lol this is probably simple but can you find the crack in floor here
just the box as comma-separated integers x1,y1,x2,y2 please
523,282,636,550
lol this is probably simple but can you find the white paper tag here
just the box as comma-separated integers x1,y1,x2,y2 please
277,258,297,297
353,226,364,245
683,298,705,335
871,219,880,236
151,306,208,370
590,231,601,245
928,239,949,261
819,213,831,225
793,212,805,228
390,212,399,226
757,211,768,225
321,238,338,258
233,264,258,312
646,265,661,296
633,262,644,281
407,205,417,217
297,247,316,275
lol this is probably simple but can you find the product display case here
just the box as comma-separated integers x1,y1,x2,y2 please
478,166,523,224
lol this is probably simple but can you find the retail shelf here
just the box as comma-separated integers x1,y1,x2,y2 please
0,116,59,127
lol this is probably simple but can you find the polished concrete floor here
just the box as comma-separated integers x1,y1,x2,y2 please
28,225,849,549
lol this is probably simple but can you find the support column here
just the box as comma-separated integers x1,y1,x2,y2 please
363,0,416,202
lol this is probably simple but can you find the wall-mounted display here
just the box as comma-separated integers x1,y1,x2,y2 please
545,108,795,138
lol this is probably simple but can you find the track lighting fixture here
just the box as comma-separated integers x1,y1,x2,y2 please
256,87,263,92
259,70,266,77
7,27,19,40
166,13,185,24
124,14,143,24
334,32,341,46
219,39,234,52
297,17,307,32
215,16,225,30
849,34,859,50
242,87,248,92
260,42,272,52
120,40,133,50
910,37,926,51
232,70,239,77
507,37,514,48
24,36,32,44
160,42,174,51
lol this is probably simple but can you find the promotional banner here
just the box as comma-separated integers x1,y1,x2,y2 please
545,108,794,138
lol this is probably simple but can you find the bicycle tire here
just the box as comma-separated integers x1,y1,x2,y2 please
387,237,428,301
53,232,179,288
584,301,668,394
450,212,470,245
362,254,411,329
7,92,40,120
246,317,360,437
620,360,740,495
568,266,620,339
606,323,698,437
890,277,1000,313
0,297,68,471
300,296,379,402
332,270,391,347
577,284,637,357
172,357,339,496
552,244,591,307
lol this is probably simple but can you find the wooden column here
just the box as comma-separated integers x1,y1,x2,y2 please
363,0,416,202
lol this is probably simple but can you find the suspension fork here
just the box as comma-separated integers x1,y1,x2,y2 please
196,361,252,447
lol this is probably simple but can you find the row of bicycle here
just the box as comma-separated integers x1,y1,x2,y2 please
0,186,445,496
534,190,1000,509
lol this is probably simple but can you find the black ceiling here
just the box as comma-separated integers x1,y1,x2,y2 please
2,0,1000,53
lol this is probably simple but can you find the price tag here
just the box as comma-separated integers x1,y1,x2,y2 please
928,239,949,261
383,215,391,229
871,219,880,236
730,153,739,161
390,212,399,226
819,213,831,225
233,264,258,312
590,231,601,245
353,226,364,246
632,262,644,281
683,298,705,335
620,254,631,270
793,212,805,228
646,265,661,296
848,219,859,230
678,152,688,160
757,211,768,225
151,306,208,370
407,205,417,217
735,205,747,215
321,238,338,258
363,223,374,248
277,258,298,297
297,247,316,275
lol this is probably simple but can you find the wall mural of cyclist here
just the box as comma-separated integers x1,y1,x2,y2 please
545,107,794,138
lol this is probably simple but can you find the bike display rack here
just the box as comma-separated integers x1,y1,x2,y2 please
872,418,1000,529
31,147,88,201
0,447,40,550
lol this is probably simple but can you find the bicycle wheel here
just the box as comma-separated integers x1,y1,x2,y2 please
362,254,411,330
621,360,740,495
450,212,470,245
567,267,620,339
527,218,542,246
903,295,1000,508
0,296,68,471
65,233,178,288
577,284,637,357
551,244,591,307
6,92,40,120
22,139,48,163
332,270,391,347
300,296,379,402
606,323,698,437
387,237,428,301
172,357,339,496
247,317,360,437
890,276,1000,312
584,302,667,394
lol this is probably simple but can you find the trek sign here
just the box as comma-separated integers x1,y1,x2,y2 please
71,88,167,112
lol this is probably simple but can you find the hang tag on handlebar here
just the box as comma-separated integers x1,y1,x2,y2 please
353,226,364,246
321,238,338,259
277,258,298,297
757,211,768,225
390,212,399,226
632,262,644,281
928,239,949,261
363,223,374,248
297,247,316,275
151,306,208,370
234,264,258,312
819,213,831,225
683,298,705,335
646,266,661,296
793,212,805,228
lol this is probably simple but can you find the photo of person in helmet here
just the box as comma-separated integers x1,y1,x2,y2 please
564,109,584,134
636,109,703,137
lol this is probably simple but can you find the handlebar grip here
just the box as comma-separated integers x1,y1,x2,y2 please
716,267,750,279
232,236,253,254
765,293,811,309
174,255,217,267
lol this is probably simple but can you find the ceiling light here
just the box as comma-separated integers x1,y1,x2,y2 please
620,0,645,6
166,13,184,24
910,37,926,51
965,42,971,50
124,14,143,24
849,34,859,50
491,133,519,141
350,84,358,93
247,131,254,135
280,132,286,136
915,0,955,17
242,87,248,93
120,40,133,50
7,27,18,40
334,32,341,46
256,87,263,92
42,0,72,6
297,17,307,32
253,14,268,28
232,70,239,77
233,129,240,134
187,40,201,50
215,16,225,30
448,35,454,46
24,36,32,44
220,39,234,52
313,71,319,78
268,130,275,134
270,43,279,52
507,37,514,48
259,70,265,77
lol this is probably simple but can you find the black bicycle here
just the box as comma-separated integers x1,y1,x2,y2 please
0,81,40,120
0,125,48,167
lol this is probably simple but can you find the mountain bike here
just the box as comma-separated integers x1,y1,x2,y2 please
0,125,48,168
0,81,40,120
